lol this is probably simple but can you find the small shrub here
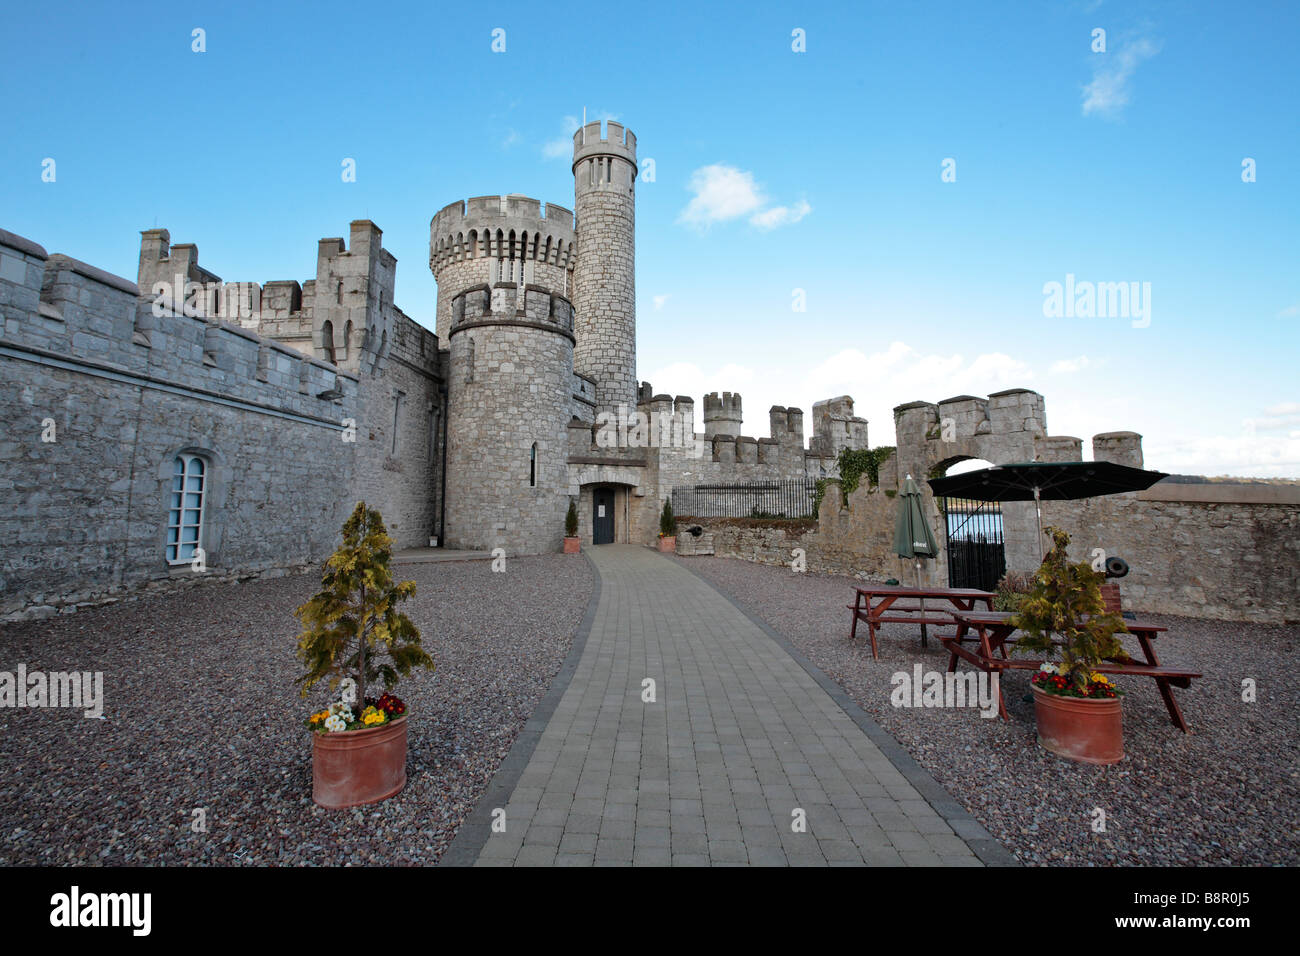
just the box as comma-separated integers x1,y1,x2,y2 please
993,570,1034,612
565,500,578,537
659,499,675,537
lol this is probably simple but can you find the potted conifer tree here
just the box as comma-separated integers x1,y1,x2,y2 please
657,499,677,552
1013,526,1130,765
295,502,435,808
563,499,580,553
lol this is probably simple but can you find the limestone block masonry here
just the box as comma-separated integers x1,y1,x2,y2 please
443,283,575,553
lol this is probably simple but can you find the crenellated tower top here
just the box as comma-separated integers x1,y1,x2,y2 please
572,120,638,172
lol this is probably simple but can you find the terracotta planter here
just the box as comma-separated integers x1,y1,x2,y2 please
1031,685,1122,765
311,715,408,808
657,535,676,553
563,536,580,554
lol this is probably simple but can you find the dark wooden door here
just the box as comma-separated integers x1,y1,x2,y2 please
593,488,615,545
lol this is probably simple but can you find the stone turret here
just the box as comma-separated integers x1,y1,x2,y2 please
429,195,575,343
572,119,637,415
311,220,395,374
703,391,743,438
442,277,575,553
1093,431,1144,468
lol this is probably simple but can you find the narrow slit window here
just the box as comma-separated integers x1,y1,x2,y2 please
166,454,206,565
529,442,537,487
392,391,405,454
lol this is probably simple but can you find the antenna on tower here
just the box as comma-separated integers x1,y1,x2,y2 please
582,106,587,143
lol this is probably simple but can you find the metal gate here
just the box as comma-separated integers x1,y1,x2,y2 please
942,497,1005,591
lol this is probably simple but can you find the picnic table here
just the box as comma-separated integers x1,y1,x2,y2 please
847,585,995,659
944,610,1202,732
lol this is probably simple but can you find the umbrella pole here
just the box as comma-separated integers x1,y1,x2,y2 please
917,559,927,648
1034,486,1044,563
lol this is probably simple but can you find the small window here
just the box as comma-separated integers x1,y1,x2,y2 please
166,454,206,565
529,442,537,487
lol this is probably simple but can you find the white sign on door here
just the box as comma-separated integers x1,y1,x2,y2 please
598,505,605,517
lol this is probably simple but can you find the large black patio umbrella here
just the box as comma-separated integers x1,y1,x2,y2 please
927,461,1169,561
894,474,941,646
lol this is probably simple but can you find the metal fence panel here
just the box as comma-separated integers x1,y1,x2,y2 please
672,480,819,519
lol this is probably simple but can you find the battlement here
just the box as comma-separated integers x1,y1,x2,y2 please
811,395,869,457
572,120,638,165
703,391,743,417
0,227,357,420
135,221,415,376
703,391,743,440
430,195,576,274
448,282,574,339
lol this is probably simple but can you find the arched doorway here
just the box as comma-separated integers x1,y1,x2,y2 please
933,457,1005,591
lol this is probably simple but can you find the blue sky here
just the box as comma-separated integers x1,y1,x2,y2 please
3,0,1297,476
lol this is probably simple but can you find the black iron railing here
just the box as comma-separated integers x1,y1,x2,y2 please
672,480,819,519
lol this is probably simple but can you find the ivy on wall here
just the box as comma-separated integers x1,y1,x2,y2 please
812,446,896,517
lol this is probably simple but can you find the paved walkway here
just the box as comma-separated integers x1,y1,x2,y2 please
461,545,1005,866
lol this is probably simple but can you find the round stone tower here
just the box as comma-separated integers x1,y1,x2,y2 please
442,279,575,554
429,195,575,345
572,120,637,415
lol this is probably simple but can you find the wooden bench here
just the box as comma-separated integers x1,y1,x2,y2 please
945,611,1203,731
848,586,995,659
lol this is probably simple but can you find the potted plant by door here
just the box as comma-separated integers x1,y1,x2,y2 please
1012,526,1129,765
657,499,677,552
563,499,580,554
295,502,435,808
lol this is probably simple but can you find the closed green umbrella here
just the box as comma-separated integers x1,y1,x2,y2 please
894,475,941,646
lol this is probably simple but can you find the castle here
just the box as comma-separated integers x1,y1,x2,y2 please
0,120,873,617
5,119,1297,625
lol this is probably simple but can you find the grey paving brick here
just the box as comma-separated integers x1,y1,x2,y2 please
469,546,991,869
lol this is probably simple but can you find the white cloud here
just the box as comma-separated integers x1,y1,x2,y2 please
677,165,765,228
1082,37,1160,118
542,115,582,159
653,295,669,310
1277,304,1299,318
750,200,811,230
1145,432,1300,479
678,164,811,232
1244,402,1300,433
1049,355,1091,374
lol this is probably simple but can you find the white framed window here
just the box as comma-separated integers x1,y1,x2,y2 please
166,454,206,565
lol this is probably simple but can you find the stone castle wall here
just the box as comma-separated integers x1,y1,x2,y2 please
0,228,357,618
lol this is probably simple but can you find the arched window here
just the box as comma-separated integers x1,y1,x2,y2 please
529,442,538,487
166,454,207,565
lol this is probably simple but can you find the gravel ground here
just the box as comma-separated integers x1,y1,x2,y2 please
675,555,1300,866
0,555,592,866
